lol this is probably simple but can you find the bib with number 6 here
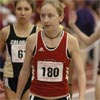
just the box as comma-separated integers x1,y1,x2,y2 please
11,45,25,62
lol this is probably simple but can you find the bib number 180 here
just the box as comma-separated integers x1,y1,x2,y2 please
37,61,63,82
42,67,59,77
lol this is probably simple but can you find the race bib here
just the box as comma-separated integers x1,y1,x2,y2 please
11,45,25,62
37,61,63,82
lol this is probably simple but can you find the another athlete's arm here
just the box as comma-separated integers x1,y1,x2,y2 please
0,27,9,81
0,27,9,99
69,10,100,45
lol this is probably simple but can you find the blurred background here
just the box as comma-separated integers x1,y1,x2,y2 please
0,0,100,100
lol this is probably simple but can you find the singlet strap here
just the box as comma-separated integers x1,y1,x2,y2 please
31,26,37,34
10,24,15,36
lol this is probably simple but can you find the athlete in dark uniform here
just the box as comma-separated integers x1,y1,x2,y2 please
0,0,39,99
4,24,37,94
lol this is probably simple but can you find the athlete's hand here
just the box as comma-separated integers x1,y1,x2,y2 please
0,80,6,100
68,10,77,27
0,80,5,92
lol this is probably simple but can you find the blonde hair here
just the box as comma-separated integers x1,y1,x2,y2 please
41,0,64,17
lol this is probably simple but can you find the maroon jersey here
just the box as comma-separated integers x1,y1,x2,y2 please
30,30,71,97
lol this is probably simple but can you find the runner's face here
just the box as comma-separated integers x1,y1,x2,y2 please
15,0,33,23
40,4,62,32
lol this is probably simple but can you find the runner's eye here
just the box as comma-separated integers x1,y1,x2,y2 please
48,14,54,18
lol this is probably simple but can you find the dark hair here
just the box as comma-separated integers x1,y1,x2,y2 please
92,0,100,15
92,1,100,11
14,0,34,11
85,0,93,5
